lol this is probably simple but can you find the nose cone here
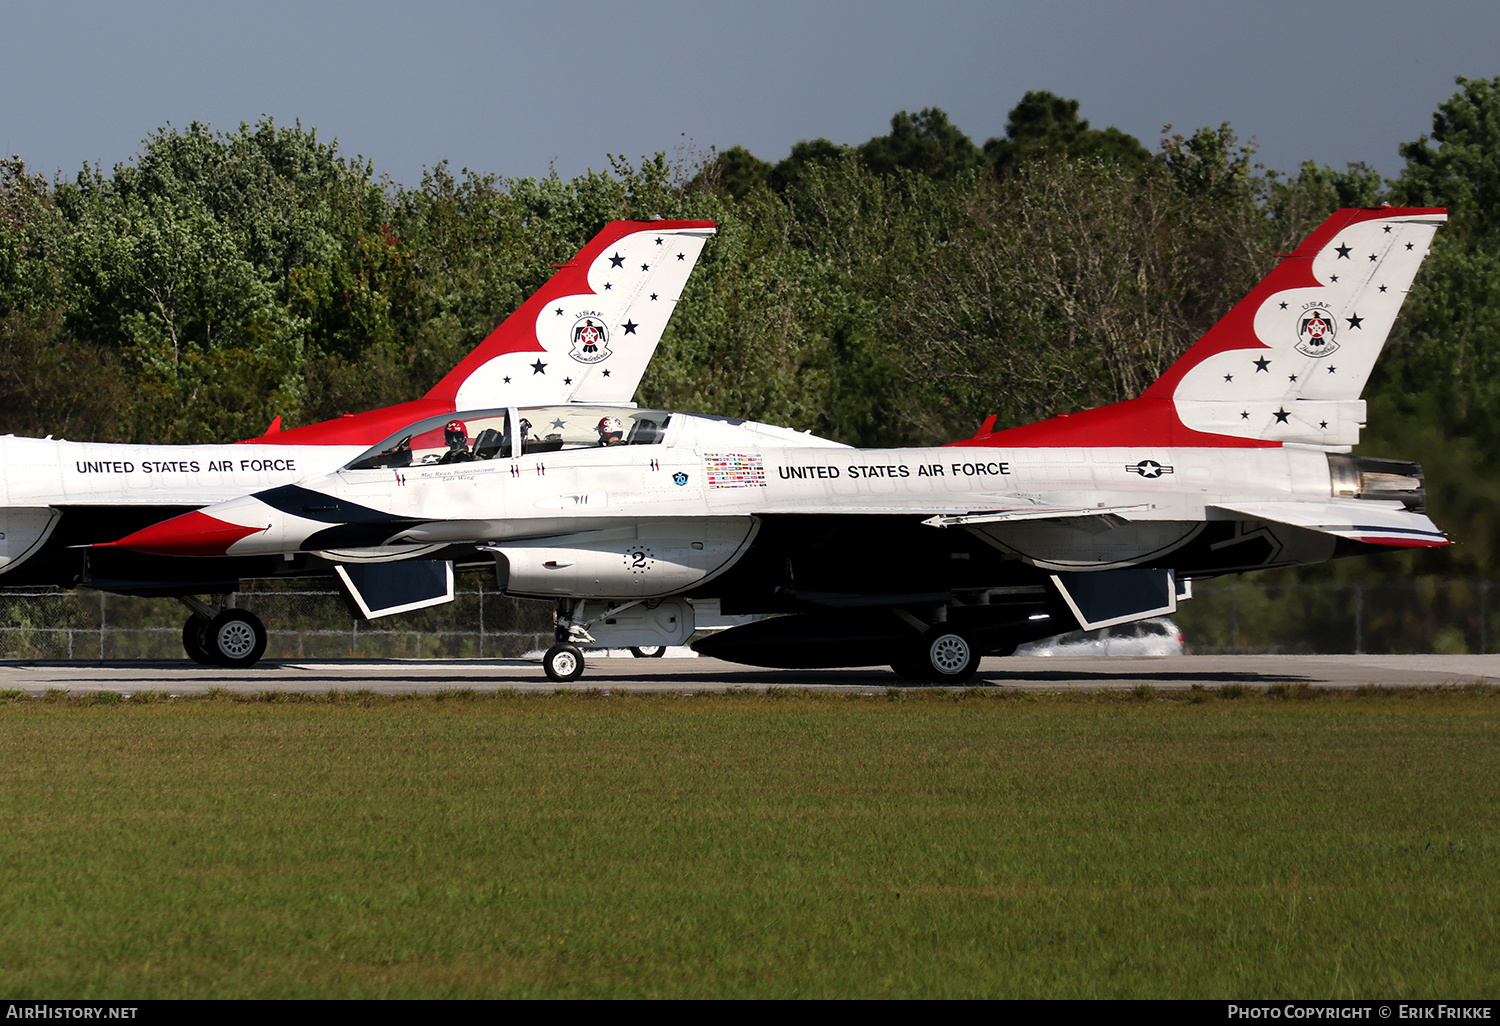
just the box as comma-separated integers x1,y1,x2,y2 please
99,510,268,557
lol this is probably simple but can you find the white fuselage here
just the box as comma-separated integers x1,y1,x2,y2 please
194,412,1339,557
0,435,364,578
0,435,363,508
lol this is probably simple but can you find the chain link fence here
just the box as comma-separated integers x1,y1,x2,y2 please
0,575,1493,660
0,580,555,661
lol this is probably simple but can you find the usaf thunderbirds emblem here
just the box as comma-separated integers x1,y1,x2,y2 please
1295,304,1339,358
673,472,688,486
569,314,612,364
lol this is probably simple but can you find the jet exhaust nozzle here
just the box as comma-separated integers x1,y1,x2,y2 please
1328,454,1427,511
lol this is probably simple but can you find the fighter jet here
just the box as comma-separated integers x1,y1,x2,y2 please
106,208,1446,681
2,219,715,663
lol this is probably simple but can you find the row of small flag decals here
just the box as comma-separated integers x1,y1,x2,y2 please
704,452,766,489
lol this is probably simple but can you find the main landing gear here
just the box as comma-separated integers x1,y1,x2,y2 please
890,627,982,683
179,596,268,668
886,602,993,684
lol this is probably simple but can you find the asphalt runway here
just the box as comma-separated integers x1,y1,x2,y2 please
2,653,1499,695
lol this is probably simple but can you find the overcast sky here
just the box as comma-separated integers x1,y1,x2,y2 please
3,0,1496,189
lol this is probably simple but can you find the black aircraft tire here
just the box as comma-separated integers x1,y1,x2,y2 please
543,643,586,682
921,628,981,684
182,615,214,665
629,646,666,658
205,609,268,669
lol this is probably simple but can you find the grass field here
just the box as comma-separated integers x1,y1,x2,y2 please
0,685,1496,999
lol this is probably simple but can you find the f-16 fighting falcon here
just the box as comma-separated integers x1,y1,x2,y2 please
105,208,1447,681
2,220,715,664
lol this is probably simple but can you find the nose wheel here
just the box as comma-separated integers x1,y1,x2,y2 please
543,643,585,682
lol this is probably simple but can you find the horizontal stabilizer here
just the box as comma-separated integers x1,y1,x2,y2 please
1174,399,1365,447
335,560,456,620
1050,568,1183,630
1210,501,1448,547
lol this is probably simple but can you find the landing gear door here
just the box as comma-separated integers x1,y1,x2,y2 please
335,560,455,620
1049,568,1180,631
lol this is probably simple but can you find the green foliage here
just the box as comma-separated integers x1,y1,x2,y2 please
1157,122,1257,200
34,120,394,440
858,107,986,180
985,91,1151,176
1258,160,1389,259
0,158,69,314
768,137,849,193
1178,572,1500,654
701,145,772,199
1395,76,1500,239
645,152,972,445
896,155,1274,438
0,309,132,440
1370,76,1500,576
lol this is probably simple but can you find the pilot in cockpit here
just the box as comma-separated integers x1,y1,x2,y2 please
597,416,624,445
439,419,475,463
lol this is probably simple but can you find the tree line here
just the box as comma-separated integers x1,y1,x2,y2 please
2,80,1497,581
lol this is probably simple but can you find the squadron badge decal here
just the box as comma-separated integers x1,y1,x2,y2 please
1295,304,1340,358
569,313,612,364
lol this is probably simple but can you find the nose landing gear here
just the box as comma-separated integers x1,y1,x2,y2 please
542,643,585,682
